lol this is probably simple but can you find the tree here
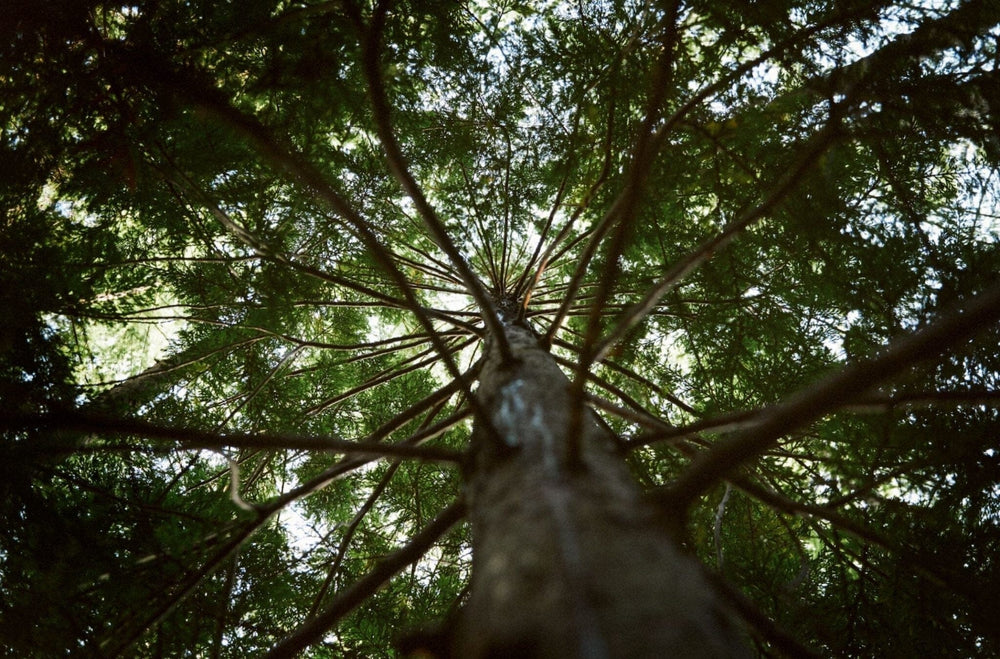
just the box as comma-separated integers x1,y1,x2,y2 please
2,0,1000,655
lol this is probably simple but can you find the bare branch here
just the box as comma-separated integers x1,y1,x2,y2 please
306,391,457,619
89,335,266,407
731,472,994,640
107,39,482,411
99,517,263,656
590,121,841,366
631,387,1000,452
1,412,465,464
306,460,402,619
304,337,474,416
356,4,513,361
267,499,466,658
657,279,1000,511
552,335,697,415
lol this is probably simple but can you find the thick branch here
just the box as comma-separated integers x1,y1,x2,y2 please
658,280,1000,511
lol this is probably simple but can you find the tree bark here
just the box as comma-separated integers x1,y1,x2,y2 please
453,321,747,658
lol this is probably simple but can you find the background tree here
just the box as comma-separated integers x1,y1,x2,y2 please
2,0,1000,656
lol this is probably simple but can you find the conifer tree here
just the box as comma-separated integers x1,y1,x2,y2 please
3,1,1000,656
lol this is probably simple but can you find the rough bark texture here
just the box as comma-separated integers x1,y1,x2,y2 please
453,322,747,658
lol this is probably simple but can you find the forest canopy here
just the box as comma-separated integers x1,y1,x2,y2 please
2,0,1000,656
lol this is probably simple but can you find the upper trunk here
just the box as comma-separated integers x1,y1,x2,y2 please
453,321,747,658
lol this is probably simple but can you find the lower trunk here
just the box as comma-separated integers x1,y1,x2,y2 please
453,322,746,658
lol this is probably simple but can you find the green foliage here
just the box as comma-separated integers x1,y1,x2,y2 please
2,0,1000,655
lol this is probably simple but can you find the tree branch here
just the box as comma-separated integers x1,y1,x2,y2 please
267,499,466,657
1,412,464,464
356,3,513,361
657,279,1000,511
590,120,841,367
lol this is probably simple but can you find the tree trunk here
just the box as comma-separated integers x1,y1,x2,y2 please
453,321,747,658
